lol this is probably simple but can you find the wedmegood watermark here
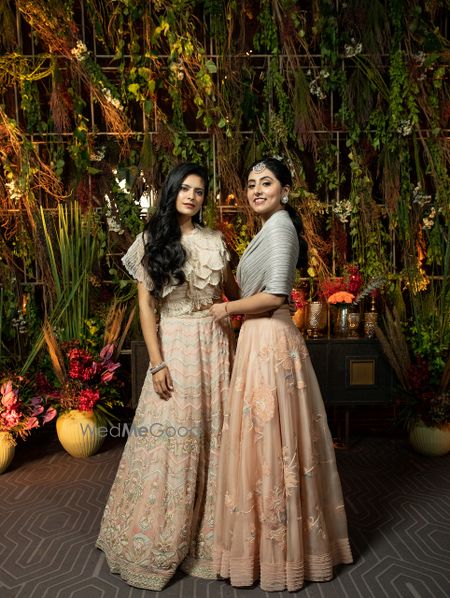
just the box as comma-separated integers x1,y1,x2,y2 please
79,422,202,438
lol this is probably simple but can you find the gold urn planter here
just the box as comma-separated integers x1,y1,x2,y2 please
409,421,450,457
0,432,16,474
56,409,106,458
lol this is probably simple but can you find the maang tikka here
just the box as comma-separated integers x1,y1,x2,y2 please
252,161,266,173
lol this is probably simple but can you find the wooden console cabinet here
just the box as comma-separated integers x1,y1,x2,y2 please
305,338,393,405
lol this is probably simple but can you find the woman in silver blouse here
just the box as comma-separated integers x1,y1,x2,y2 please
96,162,237,590
210,157,353,592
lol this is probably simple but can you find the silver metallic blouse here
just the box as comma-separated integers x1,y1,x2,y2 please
237,210,299,298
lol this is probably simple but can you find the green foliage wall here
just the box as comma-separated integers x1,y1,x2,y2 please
0,0,449,365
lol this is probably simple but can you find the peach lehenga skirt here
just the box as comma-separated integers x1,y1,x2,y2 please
96,312,233,591
213,305,353,592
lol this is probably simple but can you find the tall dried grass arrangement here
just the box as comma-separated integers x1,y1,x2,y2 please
0,0,16,49
0,105,65,202
272,1,325,158
103,299,136,358
380,149,401,215
43,319,66,385
50,68,72,134
440,354,450,394
375,305,411,391
215,132,257,236
17,0,131,147
292,191,332,280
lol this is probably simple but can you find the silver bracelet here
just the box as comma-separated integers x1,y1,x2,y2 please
150,361,167,375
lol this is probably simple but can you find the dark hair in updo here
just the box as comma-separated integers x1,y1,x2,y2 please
247,157,308,270
142,162,209,300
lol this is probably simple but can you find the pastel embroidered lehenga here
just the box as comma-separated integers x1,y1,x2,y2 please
213,211,353,592
96,226,233,591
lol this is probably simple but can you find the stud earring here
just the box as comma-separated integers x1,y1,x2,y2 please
281,195,289,205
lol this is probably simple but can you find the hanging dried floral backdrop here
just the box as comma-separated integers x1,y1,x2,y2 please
0,1,448,416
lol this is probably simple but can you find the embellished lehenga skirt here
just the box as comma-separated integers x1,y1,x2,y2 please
213,305,353,592
96,311,233,591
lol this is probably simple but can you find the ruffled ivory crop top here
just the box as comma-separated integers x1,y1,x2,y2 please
122,225,229,317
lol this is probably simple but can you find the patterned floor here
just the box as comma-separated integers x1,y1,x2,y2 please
1,429,449,598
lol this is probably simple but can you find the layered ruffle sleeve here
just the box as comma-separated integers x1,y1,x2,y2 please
121,232,154,292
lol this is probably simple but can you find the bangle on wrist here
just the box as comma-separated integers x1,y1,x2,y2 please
150,361,167,375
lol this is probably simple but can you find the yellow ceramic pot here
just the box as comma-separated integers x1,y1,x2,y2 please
0,431,16,474
56,409,106,458
409,421,450,457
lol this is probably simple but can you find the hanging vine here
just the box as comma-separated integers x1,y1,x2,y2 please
0,0,447,372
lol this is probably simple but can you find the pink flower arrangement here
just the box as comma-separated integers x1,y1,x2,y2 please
0,374,57,444
49,342,122,415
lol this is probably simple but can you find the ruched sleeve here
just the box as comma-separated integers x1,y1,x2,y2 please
121,232,154,292
261,217,299,296
237,210,299,298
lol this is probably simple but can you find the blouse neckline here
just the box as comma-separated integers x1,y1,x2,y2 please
181,224,200,237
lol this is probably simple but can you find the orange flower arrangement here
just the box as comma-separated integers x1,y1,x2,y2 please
327,291,355,305
319,264,363,303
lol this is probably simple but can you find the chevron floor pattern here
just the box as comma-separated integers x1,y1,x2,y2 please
1,429,449,598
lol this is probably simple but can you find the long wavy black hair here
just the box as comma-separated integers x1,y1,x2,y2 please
142,162,209,300
247,157,308,270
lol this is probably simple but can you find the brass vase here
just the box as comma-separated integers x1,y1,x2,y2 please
333,303,350,337
306,302,327,338
348,310,361,338
363,312,377,338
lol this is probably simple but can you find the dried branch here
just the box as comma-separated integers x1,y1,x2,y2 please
16,0,131,147
375,305,411,391
43,320,66,385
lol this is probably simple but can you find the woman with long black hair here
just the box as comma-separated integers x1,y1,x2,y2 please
210,157,352,592
96,162,237,590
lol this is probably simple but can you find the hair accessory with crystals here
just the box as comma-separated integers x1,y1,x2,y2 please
252,161,266,173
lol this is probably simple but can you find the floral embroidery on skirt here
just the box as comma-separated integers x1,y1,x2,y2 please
214,305,352,592
96,314,233,591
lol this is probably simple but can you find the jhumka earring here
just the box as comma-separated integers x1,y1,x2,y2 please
252,161,266,173
281,195,289,205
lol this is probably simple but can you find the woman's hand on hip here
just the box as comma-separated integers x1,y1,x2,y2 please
152,367,174,400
